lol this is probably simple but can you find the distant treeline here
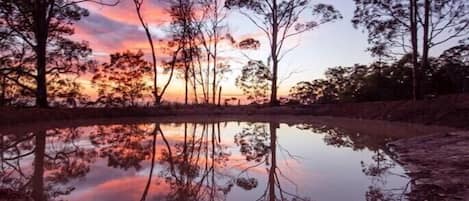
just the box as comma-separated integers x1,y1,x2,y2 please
288,45,469,105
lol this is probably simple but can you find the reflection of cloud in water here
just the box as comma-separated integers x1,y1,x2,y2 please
69,176,170,201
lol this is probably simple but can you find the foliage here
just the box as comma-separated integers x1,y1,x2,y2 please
289,45,469,104
235,60,272,104
91,51,152,107
0,0,112,107
352,0,468,57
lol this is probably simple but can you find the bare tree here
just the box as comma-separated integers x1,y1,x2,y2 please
133,0,186,105
197,0,230,104
225,0,342,105
166,0,198,104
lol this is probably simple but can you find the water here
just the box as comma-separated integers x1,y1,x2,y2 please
0,121,410,201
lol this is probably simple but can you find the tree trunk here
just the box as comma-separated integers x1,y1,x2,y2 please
217,86,222,107
195,53,207,103
185,63,189,105
212,29,218,105
206,52,211,104
0,76,5,107
212,43,218,105
410,0,420,101
421,0,431,97
33,1,49,108
184,45,189,105
270,0,279,106
159,47,181,104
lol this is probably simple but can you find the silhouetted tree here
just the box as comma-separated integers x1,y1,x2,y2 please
0,32,93,107
288,44,469,104
133,0,160,105
48,77,90,108
225,0,342,105
166,0,199,104
91,51,152,107
288,81,318,105
197,0,230,104
433,44,469,94
352,0,469,100
235,60,272,104
133,0,187,105
0,0,118,108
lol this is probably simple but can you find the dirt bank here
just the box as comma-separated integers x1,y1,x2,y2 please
389,131,469,201
1,94,469,128
307,94,469,129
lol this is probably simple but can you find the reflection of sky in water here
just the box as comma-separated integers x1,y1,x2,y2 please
0,122,410,201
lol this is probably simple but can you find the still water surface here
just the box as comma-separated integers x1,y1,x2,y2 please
0,121,410,201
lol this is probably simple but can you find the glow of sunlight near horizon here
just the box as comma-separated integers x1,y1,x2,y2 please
75,0,460,102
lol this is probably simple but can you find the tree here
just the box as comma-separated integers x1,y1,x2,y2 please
133,0,159,105
225,0,342,105
196,0,230,104
0,26,94,107
352,0,469,100
133,0,185,105
235,60,272,104
288,44,468,104
166,0,198,105
288,81,318,105
0,0,118,108
48,77,90,108
432,44,469,94
91,51,152,107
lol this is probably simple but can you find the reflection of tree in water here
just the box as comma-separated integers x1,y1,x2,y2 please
361,150,410,201
82,122,233,201
0,128,97,201
234,122,310,201
89,124,154,170
297,123,410,201
157,123,232,201
235,124,270,163
296,124,396,151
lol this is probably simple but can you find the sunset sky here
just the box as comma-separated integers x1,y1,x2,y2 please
74,0,459,102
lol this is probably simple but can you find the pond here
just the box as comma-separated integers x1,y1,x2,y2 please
0,121,410,201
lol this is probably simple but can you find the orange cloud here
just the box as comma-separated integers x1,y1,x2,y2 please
70,176,170,201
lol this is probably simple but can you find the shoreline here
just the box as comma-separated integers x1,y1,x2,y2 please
1,94,469,128
389,131,469,200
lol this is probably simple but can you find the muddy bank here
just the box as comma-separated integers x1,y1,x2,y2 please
308,94,469,129
389,132,469,201
1,94,469,128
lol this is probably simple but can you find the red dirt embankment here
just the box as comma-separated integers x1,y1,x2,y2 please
1,94,468,128
307,94,469,129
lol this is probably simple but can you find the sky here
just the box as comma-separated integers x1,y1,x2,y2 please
73,0,458,102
